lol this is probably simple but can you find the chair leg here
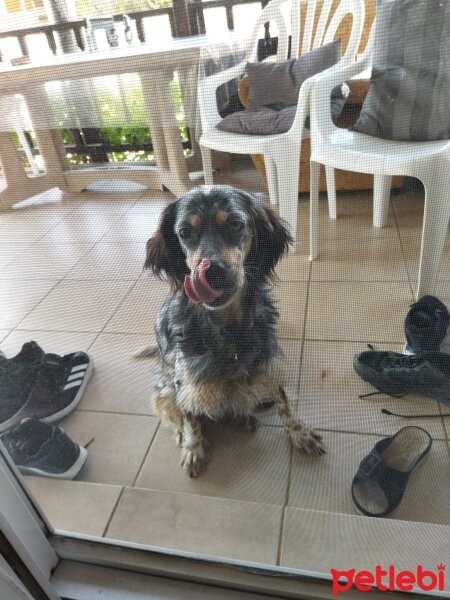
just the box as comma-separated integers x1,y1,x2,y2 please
373,175,392,228
310,161,321,260
416,176,450,300
324,165,337,219
265,157,278,206
200,146,214,185
276,154,299,252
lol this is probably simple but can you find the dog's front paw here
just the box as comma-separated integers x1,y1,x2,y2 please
289,423,325,456
180,443,208,478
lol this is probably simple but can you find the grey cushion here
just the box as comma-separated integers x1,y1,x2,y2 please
246,39,342,109
216,96,347,135
216,40,346,136
353,0,450,141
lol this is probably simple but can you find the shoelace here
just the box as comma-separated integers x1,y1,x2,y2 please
359,390,450,418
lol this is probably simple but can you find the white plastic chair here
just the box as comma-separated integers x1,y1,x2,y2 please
308,34,450,299
198,0,365,248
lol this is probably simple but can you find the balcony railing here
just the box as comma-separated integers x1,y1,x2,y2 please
1,0,268,165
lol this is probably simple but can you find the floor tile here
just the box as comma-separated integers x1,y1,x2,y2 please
296,341,446,439
79,333,158,415
288,431,367,516
392,189,424,234
275,253,310,282
316,191,398,241
0,279,58,329
6,204,71,220
20,280,134,332
280,508,450,587
215,159,268,195
25,476,122,536
0,330,10,343
126,195,172,213
311,235,408,282
39,213,125,243
0,330,97,357
389,439,450,525
0,243,27,271
272,281,308,340
104,277,170,334
306,282,414,342
106,488,282,564
62,190,145,214
288,431,450,525
402,234,450,287
65,242,146,280
100,211,165,243
57,411,159,486
1,242,92,279
0,212,63,243
135,424,290,504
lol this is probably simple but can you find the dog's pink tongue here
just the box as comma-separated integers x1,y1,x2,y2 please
184,258,224,304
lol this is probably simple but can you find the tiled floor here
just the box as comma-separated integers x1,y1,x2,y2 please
1,160,450,582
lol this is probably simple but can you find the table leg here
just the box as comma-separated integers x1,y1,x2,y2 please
141,69,191,197
140,71,170,177
22,86,67,189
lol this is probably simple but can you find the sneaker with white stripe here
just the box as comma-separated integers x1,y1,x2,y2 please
0,342,93,430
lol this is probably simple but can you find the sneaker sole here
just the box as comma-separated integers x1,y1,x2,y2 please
17,445,88,480
39,356,94,424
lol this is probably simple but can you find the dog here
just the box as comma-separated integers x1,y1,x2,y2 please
144,185,324,477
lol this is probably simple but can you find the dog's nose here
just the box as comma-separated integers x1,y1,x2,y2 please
205,261,229,290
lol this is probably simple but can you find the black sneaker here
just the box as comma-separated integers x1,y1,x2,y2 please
0,354,38,433
404,295,450,355
0,342,93,432
353,350,450,405
0,419,88,479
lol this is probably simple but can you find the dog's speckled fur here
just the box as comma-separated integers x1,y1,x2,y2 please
145,185,324,477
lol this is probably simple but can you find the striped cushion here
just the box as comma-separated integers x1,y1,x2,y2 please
353,0,450,141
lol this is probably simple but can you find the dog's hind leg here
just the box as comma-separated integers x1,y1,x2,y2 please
274,386,325,456
153,385,184,447
180,413,208,478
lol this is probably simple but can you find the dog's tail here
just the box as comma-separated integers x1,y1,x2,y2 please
132,345,159,359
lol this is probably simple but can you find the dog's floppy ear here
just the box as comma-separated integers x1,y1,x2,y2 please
145,201,188,290
247,199,293,281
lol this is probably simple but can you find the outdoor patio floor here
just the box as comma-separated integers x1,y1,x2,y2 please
1,159,449,578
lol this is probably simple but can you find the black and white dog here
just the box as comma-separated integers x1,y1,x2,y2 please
144,185,324,477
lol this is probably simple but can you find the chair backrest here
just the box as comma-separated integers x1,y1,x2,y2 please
299,0,365,62
247,0,365,66
247,0,300,63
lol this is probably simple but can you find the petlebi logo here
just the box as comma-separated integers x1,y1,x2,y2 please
330,564,446,596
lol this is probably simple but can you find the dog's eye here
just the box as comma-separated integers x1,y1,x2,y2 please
179,227,192,240
229,220,244,233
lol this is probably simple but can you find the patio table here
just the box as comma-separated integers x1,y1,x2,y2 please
0,32,241,209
